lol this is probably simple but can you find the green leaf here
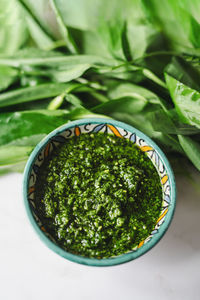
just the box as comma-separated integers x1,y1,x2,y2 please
177,0,200,25
0,83,74,108
92,82,163,115
165,56,200,92
17,0,56,49
0,161,27,174
0,49,94,84
178,135,200,171
0,0,27,54
88,92,109,104
0,66,18,92
93,100,161,139
0,50,118,67
142,68,167,88
51,0,165,60
7,134,47,147
52,0,136,31
133,52,173,80
141,0,192,51
0,110,68,146
18,62,92,84
126,21,167,61
47,83,84,110
97,20,126,60
49,64,91,82
49,0,78,53
149,109,200,135
0,108,106,147
92,97,147,115
165,74,200,129
189,16,200,48
142,0,200,52
0,106,102,169
18,0,59,38
121,22,132,61
0,47,63,60
156,133,184,154
75,29,114,59
0,145,33,166
98,64,145,83
93,97,184,154
65,94,83,107
108,82,161,104
0,133,46,166
49,0,166,60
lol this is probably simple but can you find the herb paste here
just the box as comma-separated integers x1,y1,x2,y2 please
35,132,162,258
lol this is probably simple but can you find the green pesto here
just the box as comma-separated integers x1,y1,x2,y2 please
35,132,163,258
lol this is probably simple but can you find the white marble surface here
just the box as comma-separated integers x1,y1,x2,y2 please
0,171,200,300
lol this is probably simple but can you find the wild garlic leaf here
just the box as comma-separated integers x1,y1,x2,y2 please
0,108,105,147
0,51,118,67
0,109,70,146
49,64,91,82
49,0,78,53
0,161,27,174
17,0,55,49
165,74,200,129
178,135,200,171
141,0,194,51
148,109,200,135
0,66,18,92
108,82,161,104
92,97,147,115
165,56,200,92
0,134,46,166
52,0,136,30
0,145,33,166
0,0,27,54
0,83,74,108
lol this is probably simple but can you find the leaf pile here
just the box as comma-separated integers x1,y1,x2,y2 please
0,0,200,173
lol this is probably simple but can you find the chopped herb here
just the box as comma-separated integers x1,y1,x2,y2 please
35,133,162,258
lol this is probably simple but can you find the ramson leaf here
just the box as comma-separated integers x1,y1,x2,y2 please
178,135,200,171
0,0,27,54
165,74,200,129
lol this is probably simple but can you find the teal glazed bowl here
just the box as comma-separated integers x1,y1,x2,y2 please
23,118,176,266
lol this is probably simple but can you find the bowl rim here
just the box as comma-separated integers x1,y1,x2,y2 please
23,118,176,267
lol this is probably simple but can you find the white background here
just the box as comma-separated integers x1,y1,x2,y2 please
0,169,200,300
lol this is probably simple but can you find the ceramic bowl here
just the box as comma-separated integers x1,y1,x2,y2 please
23,118,176,266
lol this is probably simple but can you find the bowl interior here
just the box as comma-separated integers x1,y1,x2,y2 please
24,119,176,266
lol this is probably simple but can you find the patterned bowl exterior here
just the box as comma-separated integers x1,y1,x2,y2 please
23,118,176,266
